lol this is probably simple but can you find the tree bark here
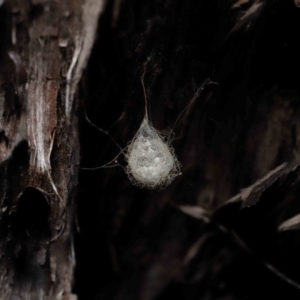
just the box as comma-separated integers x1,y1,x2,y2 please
0,0,104,299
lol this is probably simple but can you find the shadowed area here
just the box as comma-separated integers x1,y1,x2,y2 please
76,0,300,299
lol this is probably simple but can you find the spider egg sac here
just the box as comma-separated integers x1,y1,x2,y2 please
127,118,180,188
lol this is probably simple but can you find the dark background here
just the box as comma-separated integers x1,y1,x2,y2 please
75,0,300,299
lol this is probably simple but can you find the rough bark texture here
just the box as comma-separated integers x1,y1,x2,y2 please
1,0,300,299
0,0,104,299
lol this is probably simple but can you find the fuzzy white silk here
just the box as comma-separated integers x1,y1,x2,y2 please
127,118,180,188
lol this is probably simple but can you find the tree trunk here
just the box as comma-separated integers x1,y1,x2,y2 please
1,0,300,299
0,0,104,299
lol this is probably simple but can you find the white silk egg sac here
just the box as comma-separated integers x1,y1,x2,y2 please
126,118,180,188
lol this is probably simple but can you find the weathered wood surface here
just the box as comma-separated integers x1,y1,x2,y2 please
0,0,104,299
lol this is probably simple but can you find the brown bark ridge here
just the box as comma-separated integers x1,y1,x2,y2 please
0,0,104,299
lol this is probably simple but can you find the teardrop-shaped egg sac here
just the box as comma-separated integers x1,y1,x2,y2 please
126,118,180,188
